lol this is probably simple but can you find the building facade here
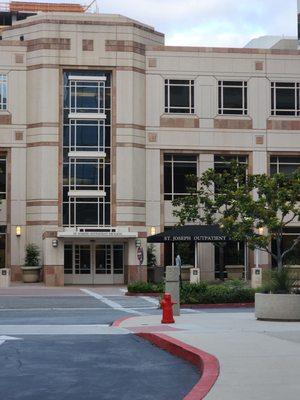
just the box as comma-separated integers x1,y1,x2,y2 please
0,2,299,285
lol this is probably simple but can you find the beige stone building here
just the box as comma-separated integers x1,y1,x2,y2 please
0,1,299,285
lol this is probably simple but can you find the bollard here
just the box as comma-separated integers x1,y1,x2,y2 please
165,265,180,316
161,293,175,324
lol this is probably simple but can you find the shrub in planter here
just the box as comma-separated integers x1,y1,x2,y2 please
21,243,41,283
180,282,255,304
127,281,164,293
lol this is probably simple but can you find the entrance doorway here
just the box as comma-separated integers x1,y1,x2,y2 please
64,243,124,284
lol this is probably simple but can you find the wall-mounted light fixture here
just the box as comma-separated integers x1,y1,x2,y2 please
16,226,21,236
52,239,58,248
150,226,156,236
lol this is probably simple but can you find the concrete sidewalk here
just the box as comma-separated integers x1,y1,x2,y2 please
118,310,300,400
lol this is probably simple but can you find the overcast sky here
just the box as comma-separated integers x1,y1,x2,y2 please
99,0,297,47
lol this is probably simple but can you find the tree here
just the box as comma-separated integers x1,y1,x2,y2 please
147,244,157,268
173,161,300,271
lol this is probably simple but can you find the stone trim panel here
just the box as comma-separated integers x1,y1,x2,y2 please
160,116,200,128
116,123,145,131
106,40,145,55
117,201,146,207
27,142,59,147
27,64,59,71
214,118,253,129
116,142,145,149
267,119,300,130
26,38,71,52
42,231,58,240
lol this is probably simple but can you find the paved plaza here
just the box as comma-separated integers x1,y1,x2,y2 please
1,285,300,399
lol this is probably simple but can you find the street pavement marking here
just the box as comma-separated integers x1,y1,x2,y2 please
0,307,157,312
80,288,145,315
0,325,129,335
0,335,22,345
141,296,160,306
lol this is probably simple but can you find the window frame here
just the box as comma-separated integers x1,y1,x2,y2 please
164,154,198,201
164,79,195,114
0,74,7,111
270,155,300,175
218,80,248,115
271,82,300,116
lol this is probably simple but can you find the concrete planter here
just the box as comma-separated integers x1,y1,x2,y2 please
21,266,41,283
255,293,300,321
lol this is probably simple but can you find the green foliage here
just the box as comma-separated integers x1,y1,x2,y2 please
180,281,255,304
127,281,164,293
258,268,296,294
24,244,40,267
176,242,192,265
147,244,157,268
173,160,300,270
128,280,254,303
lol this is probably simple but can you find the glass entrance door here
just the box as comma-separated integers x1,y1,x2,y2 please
64,243,124,284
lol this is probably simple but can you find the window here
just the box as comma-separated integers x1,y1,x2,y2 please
271,82,300,116
0,75,7,110
0,226,6,268
271,228,300,266
164,154,197,200
218,81,247,115
214,155,247,193
64,120,109,153
0,157,6,200
63,71,111,227
270,156,300,176
165,79,194,114
63,158,110,192
215,241,245,279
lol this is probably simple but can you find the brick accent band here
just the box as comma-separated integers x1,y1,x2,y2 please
27,64,59,71
106,40,145,55
27,200,58,207
160,116,200,129
27,142,59,147
117,201,146,207
27,221,58,226
267,119,300,130
27,122,59,128
116,66,145,74
0,114,12,125
26,38,71,52
116,142,145,149
116,123,145,131
214,118,253,129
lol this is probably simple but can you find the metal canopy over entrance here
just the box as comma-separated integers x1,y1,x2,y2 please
147,224,231,243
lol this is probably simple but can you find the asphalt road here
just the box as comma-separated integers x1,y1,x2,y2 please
0,289,199,400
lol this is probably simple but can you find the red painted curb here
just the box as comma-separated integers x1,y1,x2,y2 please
137,332,219,400
181,302,254,309
111,315,133,327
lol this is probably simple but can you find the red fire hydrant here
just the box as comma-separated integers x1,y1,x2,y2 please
161,293,176,324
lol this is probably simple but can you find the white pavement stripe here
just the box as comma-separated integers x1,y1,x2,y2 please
0,307,156,312
141,296,160,306
80,289,145,316
0,325,129,335
0,335,22,345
